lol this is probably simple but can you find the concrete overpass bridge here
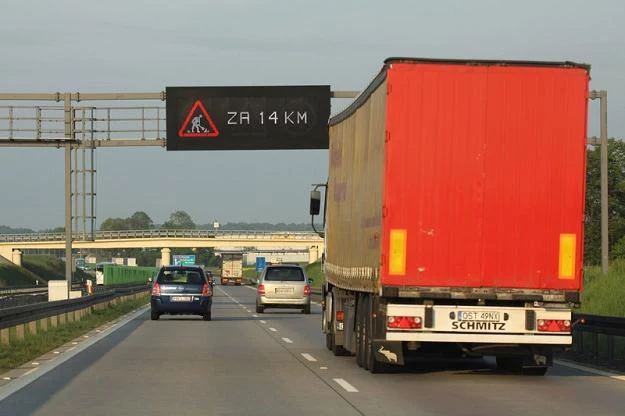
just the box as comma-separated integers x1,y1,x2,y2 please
0,229,324,266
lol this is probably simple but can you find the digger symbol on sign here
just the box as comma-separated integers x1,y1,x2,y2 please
178,100,220,138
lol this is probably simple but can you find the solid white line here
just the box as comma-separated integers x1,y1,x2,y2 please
301,353,317,362
282,337,293,344
21,368,38,377
555,359,625,381
269,327,278,332
334,378,358,393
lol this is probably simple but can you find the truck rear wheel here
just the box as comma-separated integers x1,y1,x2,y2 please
364,295,393,373
496,355,549,376
355,296,365,368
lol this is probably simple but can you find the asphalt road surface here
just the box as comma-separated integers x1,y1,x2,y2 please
1,285,624,415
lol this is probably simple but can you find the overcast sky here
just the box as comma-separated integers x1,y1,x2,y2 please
1,0,624,230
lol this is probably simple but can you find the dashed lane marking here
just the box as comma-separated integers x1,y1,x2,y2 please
334,378,358,393
301,353,317,362
282,337,293,344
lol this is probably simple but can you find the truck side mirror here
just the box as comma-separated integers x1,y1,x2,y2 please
310,190,321,215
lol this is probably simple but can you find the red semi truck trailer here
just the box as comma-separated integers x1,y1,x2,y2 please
311,58,590,374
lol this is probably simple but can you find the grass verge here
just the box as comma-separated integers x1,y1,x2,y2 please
581,259,625,317
0,293,149,373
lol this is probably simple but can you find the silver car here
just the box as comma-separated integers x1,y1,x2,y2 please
256,264,312,314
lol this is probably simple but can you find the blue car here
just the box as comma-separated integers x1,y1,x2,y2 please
150,265,213,321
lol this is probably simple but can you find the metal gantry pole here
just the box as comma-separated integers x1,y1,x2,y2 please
599,90,609,274
64,93,73,294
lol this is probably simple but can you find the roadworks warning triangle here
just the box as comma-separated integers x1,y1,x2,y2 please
178,100,220,138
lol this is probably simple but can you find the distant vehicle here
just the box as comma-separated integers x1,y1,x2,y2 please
220,252,243,285
95,261,115,285
75,258,87,271
150,265,213,321
256,264,312,314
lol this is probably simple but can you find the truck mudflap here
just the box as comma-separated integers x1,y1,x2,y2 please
371,341,404,365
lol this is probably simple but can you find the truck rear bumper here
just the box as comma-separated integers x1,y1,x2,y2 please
386,332,571,344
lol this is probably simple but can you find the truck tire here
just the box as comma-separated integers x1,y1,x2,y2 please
496,355,549,376
364,295,393,373
522,366,548,376
326,333,333,351
329,290,350,357
256,303,264,314
355,296,365,368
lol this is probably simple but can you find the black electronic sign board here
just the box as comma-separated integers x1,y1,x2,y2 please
166,85,330,150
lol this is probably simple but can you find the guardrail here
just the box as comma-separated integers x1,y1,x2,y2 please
564,313,625,371
0,285,149,330
0,285,49,309
0,229,323,242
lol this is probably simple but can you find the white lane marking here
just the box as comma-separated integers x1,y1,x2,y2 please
320,366,328,370
334,378,358,393
2,377,11,381
53,351,60,354
71,342,78,345
31,362,40,366
556,359,625,382
22,367,38,377
269,327,278,332
252,314,258,318
301,353,317,362
260,320,267,324
246,309,251,313
282,337,293,344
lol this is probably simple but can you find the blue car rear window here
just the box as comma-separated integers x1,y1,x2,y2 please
158,270,205,285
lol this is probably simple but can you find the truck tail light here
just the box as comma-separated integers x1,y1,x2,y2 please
537,319,571,332
258,285,265,296
151,283,160,296
336,311,344,322
387,316,422,329
304,284,311,296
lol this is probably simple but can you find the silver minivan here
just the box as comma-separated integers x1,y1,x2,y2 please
256,264,312,314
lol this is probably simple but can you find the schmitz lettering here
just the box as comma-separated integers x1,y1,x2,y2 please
452,321,506,331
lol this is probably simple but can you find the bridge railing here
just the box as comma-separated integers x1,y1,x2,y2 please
0,229,323,242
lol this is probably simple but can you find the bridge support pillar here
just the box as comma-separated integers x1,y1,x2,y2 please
308,245,320,264
161,248,171,266
12,249,23,267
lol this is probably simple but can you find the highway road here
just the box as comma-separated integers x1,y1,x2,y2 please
1,285,624,415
